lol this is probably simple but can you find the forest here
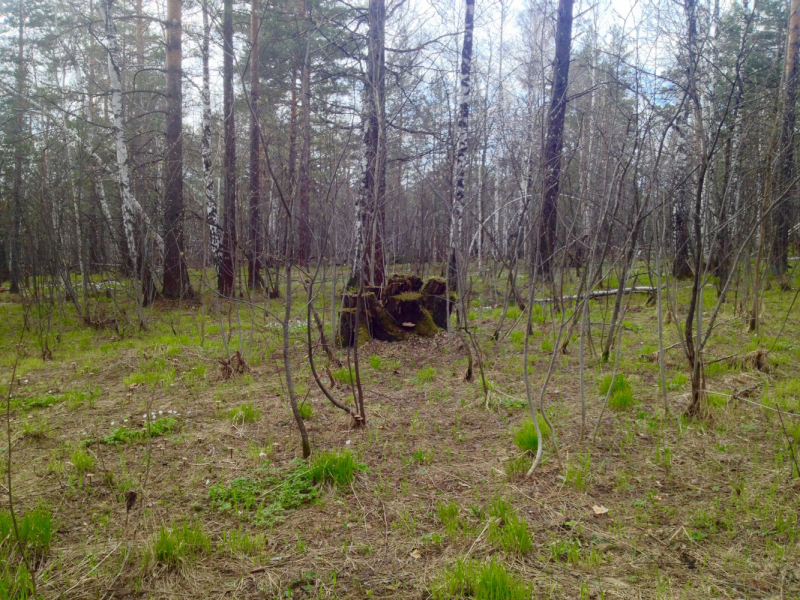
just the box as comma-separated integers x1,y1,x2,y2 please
0,0,799,597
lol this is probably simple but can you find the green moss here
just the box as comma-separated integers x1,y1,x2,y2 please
372,304,407,342
414,308,439,338
392,291,422,302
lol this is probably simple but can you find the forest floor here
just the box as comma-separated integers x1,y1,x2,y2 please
1,266,799,599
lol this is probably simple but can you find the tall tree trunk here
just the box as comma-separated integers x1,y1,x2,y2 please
99,0,155,310
297,2,312,263
672,103,693,280
771,0,800,278
9,0,24,294
287,65,299,199
448,0,475,291
163,0,193,299
202,0,222,281
536,0,574,276
220,0,237,297
351,0,386,287
247,0,263,289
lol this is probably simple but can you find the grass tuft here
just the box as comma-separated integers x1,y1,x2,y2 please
227,403,260,424
486,497,532,554
310,450,366,488
599,374,635,411
150,520,210,568
512,416,550,455
433,558,530,599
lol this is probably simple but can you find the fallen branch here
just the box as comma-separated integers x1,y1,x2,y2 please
531,287,657,304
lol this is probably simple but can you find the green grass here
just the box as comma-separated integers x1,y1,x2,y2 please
123,357,176,388
227,403,261,424
103,417,178,445
437,501,460,536
0,503,52,600
331,367,355,385
433,558,530,600
150,520,210,568
221,527,265,557
369,355,382,369
599,373,635,411
298,402,314,420
486,497,532,554
415,366,437,384
0,502,53,560
504,454,530,478
310,450,366,488
70,447,94,474
17,393,61,412
512,416,550,455
208,461,319,526
65,386,99,410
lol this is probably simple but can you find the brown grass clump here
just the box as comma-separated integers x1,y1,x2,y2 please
726,349,771,372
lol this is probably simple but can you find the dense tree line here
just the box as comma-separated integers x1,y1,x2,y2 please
0,0,798,416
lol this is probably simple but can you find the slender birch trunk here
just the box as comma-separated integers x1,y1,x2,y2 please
201,0,222,283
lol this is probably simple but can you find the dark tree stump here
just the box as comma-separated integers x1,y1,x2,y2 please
421,277,456,329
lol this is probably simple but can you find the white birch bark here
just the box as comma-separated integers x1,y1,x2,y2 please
449,0,475,286
202,0,222,277
98,0,163,274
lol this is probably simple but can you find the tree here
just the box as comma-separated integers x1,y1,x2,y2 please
220,0,237,297
248,0,263,289
296,0,312,263
352,0,387,288
771,0,800,277
448,0,475,291
163,0,193,299
536,0,575,276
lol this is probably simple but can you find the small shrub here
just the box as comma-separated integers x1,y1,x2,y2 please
21,393,61,411
103,417,178,445
410,448,432,465
208,461,319,526
298,402,314,420
151,520,210,568
415,366,436,384
227,403,260,424
368,355,382,369
310,450,366,488
21,416,49,439
512,416,550,455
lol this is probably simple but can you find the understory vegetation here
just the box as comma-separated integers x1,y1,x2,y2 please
0,265,798,598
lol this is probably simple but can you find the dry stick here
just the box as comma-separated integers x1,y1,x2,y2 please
352,284,366,424
306,283,352,415
522,275,546,477
776,403,800,479
5,315,38,600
